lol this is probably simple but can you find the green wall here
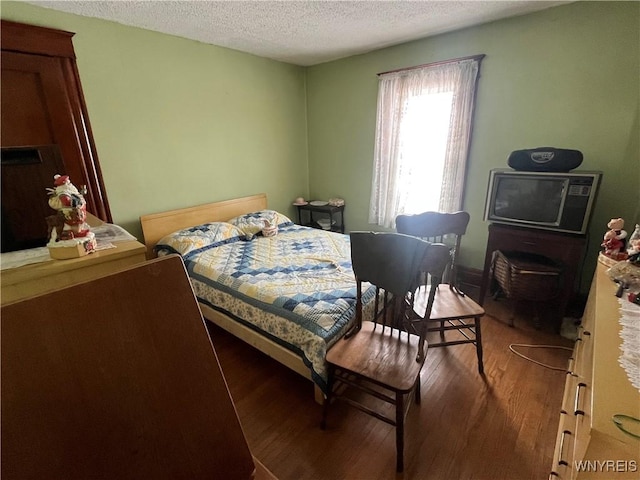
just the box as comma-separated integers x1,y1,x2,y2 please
2,2,639,292
306,1,640,291
1,1,309,239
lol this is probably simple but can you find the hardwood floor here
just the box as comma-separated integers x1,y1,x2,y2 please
207,295,574,480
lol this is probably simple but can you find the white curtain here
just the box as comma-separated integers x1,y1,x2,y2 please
368,57,481,228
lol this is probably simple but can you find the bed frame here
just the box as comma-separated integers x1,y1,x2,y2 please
140,194,324,403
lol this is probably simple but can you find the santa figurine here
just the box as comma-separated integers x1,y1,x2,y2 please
46,174,96,258
47,174,91,240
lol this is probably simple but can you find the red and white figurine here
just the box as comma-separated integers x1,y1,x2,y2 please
46,174,97,257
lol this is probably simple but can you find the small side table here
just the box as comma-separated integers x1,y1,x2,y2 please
478,223,586,331
295,203,345,233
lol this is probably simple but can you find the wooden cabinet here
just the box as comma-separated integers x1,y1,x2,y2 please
549,262,640,479
1,20,110,252
479,224,586,329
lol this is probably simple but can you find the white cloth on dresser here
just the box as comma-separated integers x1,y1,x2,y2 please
0,223,133,270
618,296,640,392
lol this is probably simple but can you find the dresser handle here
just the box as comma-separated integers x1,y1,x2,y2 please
566,356,574,375
574,383,586,415
558,430,571,466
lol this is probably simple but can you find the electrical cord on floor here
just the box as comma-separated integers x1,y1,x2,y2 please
508,343,573,371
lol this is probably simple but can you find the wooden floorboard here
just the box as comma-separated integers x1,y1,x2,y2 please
207,293,574,480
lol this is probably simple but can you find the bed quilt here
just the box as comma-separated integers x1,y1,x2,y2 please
173,224,376,393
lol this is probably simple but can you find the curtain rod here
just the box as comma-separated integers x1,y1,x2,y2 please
377,54,486,76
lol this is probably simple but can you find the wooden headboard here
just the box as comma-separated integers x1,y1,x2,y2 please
139,193,267,259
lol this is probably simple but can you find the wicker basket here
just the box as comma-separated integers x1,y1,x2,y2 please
491,250,562,302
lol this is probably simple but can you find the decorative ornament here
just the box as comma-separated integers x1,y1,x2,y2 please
46,174,97,259
261,218,278,237
626,224,640,266
601,217,628,261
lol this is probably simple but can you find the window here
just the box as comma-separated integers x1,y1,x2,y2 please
369,55,484,228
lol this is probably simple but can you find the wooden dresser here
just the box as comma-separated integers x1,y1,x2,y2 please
2,255,277,479
550,262,640,479
1,216,146,305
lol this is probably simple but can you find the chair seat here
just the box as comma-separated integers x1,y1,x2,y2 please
410,285,485,374
326,321,425,393
413,286,484,320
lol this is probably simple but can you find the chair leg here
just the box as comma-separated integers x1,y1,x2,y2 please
475,316,484,375
532,303,542,330
509,300,517,327
321,365,334,430
395,392,404,473
414,374,421,405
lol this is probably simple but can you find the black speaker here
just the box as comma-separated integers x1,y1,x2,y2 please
507,147,583,172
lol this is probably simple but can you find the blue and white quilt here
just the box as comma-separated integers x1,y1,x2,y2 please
157,218,376,393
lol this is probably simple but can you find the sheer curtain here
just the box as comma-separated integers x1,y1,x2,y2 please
369,56,483,228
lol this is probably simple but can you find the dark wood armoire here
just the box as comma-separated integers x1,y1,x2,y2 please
1,20,111,252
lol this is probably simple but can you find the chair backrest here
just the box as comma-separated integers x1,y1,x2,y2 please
350,232,428,297
395,211,470,286
349,232,450,361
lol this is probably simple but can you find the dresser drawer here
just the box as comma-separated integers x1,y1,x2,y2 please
551,263,638,480
561,369,578,413
551,412,576,479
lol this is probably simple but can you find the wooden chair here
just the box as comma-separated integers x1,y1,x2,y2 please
396,211,470,290
321,232,450,473
396,211,485,374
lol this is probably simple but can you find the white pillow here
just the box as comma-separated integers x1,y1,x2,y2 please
155,222,246,256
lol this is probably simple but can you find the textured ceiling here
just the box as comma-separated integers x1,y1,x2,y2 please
27,1,572,66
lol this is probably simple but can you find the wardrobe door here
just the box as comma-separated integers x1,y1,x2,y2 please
1,52,80,251
1,20,111,253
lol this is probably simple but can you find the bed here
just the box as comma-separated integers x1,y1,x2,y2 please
140,194,375,402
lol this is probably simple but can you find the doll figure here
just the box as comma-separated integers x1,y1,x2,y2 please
47,174,91,241
607,218,627,252
627,239,640,265
602,229,625,259
627,224,640,253
626,225,640,265
261,218,278,237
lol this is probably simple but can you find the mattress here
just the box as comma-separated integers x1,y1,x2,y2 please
161,222,376,393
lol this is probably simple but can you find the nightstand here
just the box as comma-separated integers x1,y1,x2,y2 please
295,203,345,233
